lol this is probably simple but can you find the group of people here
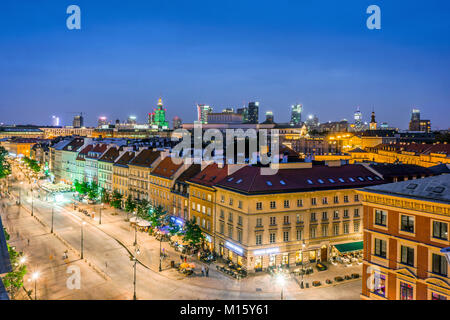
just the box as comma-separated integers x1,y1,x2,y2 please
201,265,210,277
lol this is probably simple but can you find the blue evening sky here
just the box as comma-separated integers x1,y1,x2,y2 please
0,0,449,129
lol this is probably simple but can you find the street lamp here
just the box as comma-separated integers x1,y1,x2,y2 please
31,271,39,300
99,203,103,225
81,221,86,259
133,210,138,246
31,188,34,216
159,236,162,272
276,274,286,300
132,246,140,300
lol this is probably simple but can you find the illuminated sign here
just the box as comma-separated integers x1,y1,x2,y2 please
253,247,280,256
204,234,211,242
225,241,244,255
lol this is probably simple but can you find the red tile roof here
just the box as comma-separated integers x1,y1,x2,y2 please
215,164,385,194
99,147,121,163
151,157,184,179
188,163,230,187
129,149,161,168
114,150,136,167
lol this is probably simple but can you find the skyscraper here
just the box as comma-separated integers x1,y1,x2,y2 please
409,108,431,132
149,98,169,130
173,116,182,129
97,116,108,127
290,104,302,126
73,114,84,128
51,115,60,126
247,101,259,124
264,111,274,124
127,115,137,125
197,104,213,124
354,106,363,131
236,107,248,123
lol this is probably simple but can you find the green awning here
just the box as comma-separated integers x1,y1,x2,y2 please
334,241,363,253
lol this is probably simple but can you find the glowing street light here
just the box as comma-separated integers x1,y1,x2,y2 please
276,274,286,300
31,271,39,300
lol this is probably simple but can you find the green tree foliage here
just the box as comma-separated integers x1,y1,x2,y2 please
167,217,181,236
100,188,110,204
0,147,11,179
182,218,205,247
148,205,165,229
110,190,123,209
87,181,99,200
22,156,40,173
124,194,136,213
1,228,27,300
136,199,150,220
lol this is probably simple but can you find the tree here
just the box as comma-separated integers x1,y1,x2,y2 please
87,181,99,200
124,194,136,213
100,188,110,204
0,147,11,179
1,228,27,299
136,199,150,220
167,217,181,236
22,156,40,173
110,190,123,209
148,205,165,229
182,218,205,248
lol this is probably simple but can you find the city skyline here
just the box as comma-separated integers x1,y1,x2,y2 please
1,1,449,129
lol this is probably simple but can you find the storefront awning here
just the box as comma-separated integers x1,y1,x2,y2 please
334,241,363,253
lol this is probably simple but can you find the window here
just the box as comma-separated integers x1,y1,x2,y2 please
354,208,360,217
296,229,303,240
432,292,447,300
333,196,339,204
270,201,276,209
270,217,276,225
310,227,316,239
228,212,233,222
432,221,448,240
297,199,303,207
401,215,415,233
283,216,290,225
374,239,387,258
343,223,349,234
354,194,359,202
238,201,243,209
229,198,233,206
354,222,360,233
311,198,317,205
322,211,328,220
296,214,302,223
401,246,414,266
270,233,276,244
220,222,224,234
343,209,349,218
375,210,387,226
322,225,328,237
283,231,289,242
221,195,224,203
256,234,262,245
220,209,225,219
432,254,448,276
343,195,349,203
238,216,243,226
310,212,316,222
284,200,290,208
256,218,262,227
333,224,339,236
372,273,386,297
322,197,328,204
333,210,339,219
256,202,262,210
228,226,233,238
400,282,413,300
237,230,242,243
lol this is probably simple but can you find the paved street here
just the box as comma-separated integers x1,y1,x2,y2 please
0,163,363,300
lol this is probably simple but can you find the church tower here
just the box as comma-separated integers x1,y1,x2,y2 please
149,97,169,130
369,110,377,130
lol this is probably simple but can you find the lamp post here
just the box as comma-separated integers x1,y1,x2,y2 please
276,274,285,300
159,237,162,272
301,241,306,288
133,210,138,246
31,272,39,300
31,188,34,217
99,203,103,225
81,221,86,259
133,246,140,300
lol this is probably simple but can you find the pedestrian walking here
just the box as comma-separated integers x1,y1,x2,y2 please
27,239,30,246
184,256,187,263
201,266,205,277
206,266,209,277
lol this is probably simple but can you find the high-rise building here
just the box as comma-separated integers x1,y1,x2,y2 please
98,116,108,127
149,98,169,130
354,106,363,131
51,116,60,126
236,107,248,123
305,114,319,131
290,104,302,126
369,111,377,130
264,111,274,124
173,116,182,129
73,114,84,128
409,108,431,132
247,102,259,124
197,104,213,124
127,116,137,125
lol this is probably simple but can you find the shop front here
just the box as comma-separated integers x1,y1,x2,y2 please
202,234,213,251
251,247,280,272
224,241,245,267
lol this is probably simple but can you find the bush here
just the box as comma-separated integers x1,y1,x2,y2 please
326,279,332,284
344,275,351,280
334,276,344,282
351,273,360,279
312,281,321,287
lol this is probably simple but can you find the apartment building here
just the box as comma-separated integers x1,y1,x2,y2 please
112,150,136,200
128,149,161,201
60,137,89,184
358,175,449,300
212,162,385,272
98,146,122,192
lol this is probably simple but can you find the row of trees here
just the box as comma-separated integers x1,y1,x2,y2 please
2,228,27,299
0,147,11,179
22,156,40,173
99,188,205,248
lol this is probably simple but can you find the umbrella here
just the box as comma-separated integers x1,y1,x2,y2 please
138,220,151,227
